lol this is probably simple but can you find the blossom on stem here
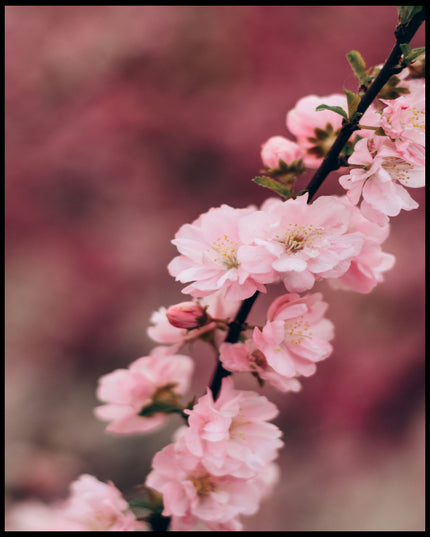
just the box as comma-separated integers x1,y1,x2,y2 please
167,204,277,301
339,136,424,224
252,292,334,381
286,93,347,168
261,135,304,170
239,193,364,293
94,347,194,435
166,301,208,329
181,376,283,478
219,340,302,393
147,292,240,350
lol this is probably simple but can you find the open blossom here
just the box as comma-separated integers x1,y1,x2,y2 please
145,434,279,531
147,292,240,349
167,204,277,301
238,193,364,293
61,474,146,531
261,135,304,169
180,377,283,478
94,347,194,434
219,340,302,393
253,292,334,380
379,83,425,166
339,137,424,224
327,196,395,293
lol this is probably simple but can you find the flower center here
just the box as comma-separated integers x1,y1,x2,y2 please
191,474,215,497
409,106,425,131
382,156,415,184
284,317,313,345
208,234,240,269
276,224,323,254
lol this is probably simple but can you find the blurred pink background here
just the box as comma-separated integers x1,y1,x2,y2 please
5,6,425,531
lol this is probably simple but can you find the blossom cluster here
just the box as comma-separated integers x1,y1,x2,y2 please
7,23,424,531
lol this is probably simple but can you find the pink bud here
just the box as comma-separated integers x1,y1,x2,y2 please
166,302,207,329
261,136,303,169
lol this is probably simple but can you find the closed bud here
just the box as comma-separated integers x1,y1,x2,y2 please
261,136,304,170
166,301,207,329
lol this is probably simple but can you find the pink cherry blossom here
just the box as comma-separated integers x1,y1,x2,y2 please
94,347,194,434
147,292,240,350
339,137,424,223
261,135,304,169
327,196,395,293
253,292,334,380
61,474,146,531
219,340,302,393
166,301,207,329
239,193,364,293
145,435,278,531
167,204,277,301
286,93,347,168
181,377,283,478
379,84,425,166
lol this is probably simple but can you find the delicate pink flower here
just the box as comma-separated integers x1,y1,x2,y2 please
339,137,424,222
166,301,207,329
253,292,334,380
145,438,273,531
239,193,364,293
181,377,283,478
261,135,304,169
379,84,425,166
147,292,240,349
94,347,194,434
286,94,347,168
62,474,146,531
168,204,277,301
219,340,302,393
327,196,395,293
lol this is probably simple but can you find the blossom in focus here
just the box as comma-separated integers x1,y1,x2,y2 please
339,137,424,224
239,193,364,293
166,301,207,329
219,340,302,393
286,93,347,168
379,83,425,166
327,196,396,293
61,474,147,531
181,376,283,478
147,292,240,349
167,204,277,301
260,135,304,169
94,347,194,434
253,292,334,380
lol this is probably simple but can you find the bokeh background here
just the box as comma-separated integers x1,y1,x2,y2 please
5,5,425,531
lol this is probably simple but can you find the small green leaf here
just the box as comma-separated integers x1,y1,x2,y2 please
346,50,368,83
400,43,426,64
344,89,361,119
315,104,348,120
397,6,423,25
252,176,293,199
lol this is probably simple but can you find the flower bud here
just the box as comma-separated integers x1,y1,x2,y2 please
261,136,304,170
166,301,207,329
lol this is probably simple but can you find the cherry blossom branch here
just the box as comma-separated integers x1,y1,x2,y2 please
208,7,425,401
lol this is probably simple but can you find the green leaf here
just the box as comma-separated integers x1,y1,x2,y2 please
252,176,293,199
346,50,368,84
397,6,423,25
344,89,361,119
400,43,426,64
315,104,348,120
